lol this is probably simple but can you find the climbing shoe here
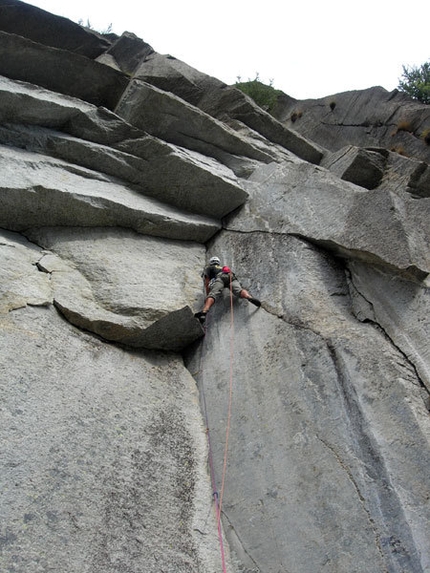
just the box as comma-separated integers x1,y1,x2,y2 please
248,297,261,307
194,311,207,323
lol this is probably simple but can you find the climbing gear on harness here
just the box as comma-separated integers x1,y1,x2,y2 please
195,258,262,320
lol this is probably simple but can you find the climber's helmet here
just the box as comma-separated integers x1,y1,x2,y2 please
209,256,221,265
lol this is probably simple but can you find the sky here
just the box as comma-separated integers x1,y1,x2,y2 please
26,0,429,100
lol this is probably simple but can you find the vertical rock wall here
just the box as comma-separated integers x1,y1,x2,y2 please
186,232,429,572
0,2,429,572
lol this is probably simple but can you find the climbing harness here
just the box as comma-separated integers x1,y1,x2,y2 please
197,272,235,573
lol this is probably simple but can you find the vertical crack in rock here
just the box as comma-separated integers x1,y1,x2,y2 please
325,342,423,573
316,435,387,569
221,511,262,573
348,271,430,409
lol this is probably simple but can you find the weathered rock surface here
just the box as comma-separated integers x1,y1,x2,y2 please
0,304,225,572
115,78,274,169
28,227,206,351
134,52,325,165
0,30,128,108
322,145,387,189
0,123,245,219
1,2,429,573
186,231,430,573
0,229,52,312
96,32,154,75
227,159,430,279
0,0,112,57
273,86,430,164
348,259,430,393
0,145,221,242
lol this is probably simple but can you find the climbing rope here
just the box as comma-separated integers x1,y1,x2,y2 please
218,272,235,521
198,271,236,573
199,311,228,573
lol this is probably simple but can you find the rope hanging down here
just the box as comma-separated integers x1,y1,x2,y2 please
218,272,235,520
198,273,236,573
199,315,228,572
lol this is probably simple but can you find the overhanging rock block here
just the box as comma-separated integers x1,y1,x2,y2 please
115,135,249,218
54,299,204,352
135,52,325,165
0,123,248,219
0,0,111,57
0,75,142,146
97,31,155,76
115,79,273,166
22,228,207,352
374,151,430,198
0,30,128,109
229,161,430,278
201,85,325,165
322,145,387,189
0,145,221,243
133,52,207,107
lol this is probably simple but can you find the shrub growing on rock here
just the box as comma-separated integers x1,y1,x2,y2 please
235,74,282,113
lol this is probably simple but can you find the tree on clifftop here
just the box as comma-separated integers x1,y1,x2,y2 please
398,61,430,104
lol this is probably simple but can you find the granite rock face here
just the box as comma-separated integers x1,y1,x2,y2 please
0,303,223,572
1,2,429,573
186,231,430,573
273,86,430,164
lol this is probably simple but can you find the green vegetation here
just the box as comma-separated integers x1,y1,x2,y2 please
397,61,430,104
235,74,282,113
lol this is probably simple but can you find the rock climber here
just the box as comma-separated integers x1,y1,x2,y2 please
194,256,261,323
